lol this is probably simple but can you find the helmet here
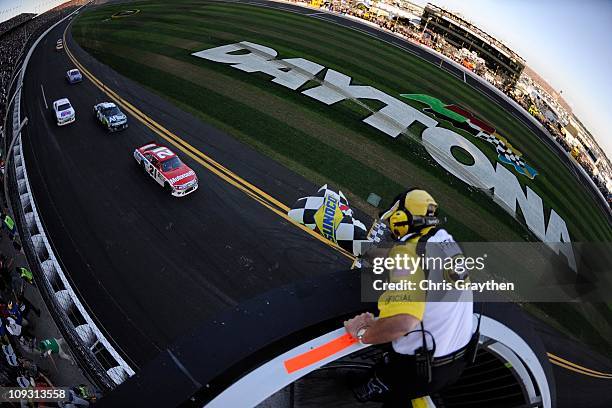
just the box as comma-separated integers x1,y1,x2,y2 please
404,189,438,217
388,189,439,239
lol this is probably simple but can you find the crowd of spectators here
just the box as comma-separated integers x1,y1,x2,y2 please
308,2,507,85
0,209,97,407
0,13,36,37
514,92,611,203
0,15,32,125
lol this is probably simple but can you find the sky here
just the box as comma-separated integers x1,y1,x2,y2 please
0,0,68,20
411,0,612,160
2,1,611,159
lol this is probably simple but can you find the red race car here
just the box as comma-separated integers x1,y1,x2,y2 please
133,143,198,197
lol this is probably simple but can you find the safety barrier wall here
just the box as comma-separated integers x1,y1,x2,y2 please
6,3,135,393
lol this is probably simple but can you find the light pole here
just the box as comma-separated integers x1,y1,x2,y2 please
421,16,431,38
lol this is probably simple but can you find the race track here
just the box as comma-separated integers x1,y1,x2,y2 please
17,1,612,406
21,9,351,369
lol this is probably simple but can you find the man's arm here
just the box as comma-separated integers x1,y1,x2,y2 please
362,314,420,344
345,313,420,345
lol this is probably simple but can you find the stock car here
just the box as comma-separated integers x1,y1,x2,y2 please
66,68,82,84
133,143,198,197
52,98,75,126
93,102,128,131
55,39,63,51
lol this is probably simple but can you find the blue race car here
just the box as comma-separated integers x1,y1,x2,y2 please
66,68,82,84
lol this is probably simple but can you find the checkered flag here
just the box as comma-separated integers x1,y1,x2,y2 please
336,217,369,255
476,131,536,177
288,185,371,256
367,219,389,243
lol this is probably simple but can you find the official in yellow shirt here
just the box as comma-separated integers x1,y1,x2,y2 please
345,189,474,407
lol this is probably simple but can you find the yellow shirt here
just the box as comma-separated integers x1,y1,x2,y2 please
377,233,427,321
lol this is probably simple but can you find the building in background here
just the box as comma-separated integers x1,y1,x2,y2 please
421,3,525,86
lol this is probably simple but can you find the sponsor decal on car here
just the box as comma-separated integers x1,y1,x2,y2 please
169,170,195,184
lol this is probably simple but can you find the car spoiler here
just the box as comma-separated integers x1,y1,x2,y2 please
139,142,159,151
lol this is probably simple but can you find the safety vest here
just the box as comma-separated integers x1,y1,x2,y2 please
39,338,59,354
4,215,14,231
19,267,33,284
77,385,89,398
377,228,438,318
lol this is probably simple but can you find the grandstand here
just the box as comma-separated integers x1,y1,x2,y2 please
421,3,525,85
0,14,36,37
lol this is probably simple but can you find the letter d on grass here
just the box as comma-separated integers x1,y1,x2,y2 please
192,41,324,90
192,41,278,64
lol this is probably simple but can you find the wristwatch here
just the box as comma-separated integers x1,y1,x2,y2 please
356,327,368,344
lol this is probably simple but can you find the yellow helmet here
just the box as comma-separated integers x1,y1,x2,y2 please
389,210,411,239
404,189,438,217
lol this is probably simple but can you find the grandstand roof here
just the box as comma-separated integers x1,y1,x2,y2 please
424,3,525,64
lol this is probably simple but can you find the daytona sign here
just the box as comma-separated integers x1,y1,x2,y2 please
192,41,576,270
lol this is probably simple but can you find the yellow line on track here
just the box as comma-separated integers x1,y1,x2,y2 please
549,358,612,380
548,353,612,379
63,31,288,212
62,24,355,261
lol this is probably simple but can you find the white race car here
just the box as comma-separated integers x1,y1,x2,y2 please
52,98,75,126
66,68,83,84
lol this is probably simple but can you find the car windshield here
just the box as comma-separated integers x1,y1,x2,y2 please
102,106,120,116
161,157,181,172
58,103,71,111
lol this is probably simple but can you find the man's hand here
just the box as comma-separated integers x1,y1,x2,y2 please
344,312,374,339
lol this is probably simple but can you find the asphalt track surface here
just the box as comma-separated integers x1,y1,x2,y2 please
22,6,352,370
19,0,612,406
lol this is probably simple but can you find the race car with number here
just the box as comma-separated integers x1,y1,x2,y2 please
133,143,198,197
52,98,75,126
94,102,128,131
